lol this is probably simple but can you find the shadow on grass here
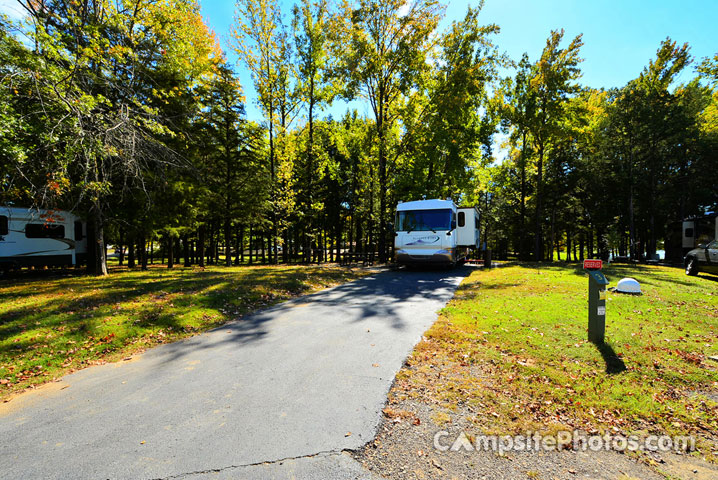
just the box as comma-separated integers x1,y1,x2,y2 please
1,264,470,370
697,273,718,283
0,266,358,359
508,261,711,288
595,341,627,374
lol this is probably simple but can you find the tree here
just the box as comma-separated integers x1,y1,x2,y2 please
292,0,339,260
502,54,536,259
233,0,292,263
524,29,583,260
342,0,442,261
199,61,267,266
16,0,220,274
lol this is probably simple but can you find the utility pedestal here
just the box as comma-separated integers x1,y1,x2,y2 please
584,260,609,344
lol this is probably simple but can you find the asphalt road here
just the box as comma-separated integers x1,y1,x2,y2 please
0,266,470,479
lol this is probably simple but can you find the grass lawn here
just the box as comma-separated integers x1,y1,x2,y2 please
392,263,718,459
0,264,368,400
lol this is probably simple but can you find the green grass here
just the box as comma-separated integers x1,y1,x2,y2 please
393,263,718,457
0,264,367,399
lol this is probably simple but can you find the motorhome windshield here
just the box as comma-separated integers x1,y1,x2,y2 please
397,209,452,232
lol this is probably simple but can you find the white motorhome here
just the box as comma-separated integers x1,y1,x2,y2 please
0,206,88,270
394,199,479,266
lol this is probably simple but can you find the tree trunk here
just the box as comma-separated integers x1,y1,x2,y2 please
378,116,387,263
167,236,174,269
549,203,561,262
519,130,527,260
234,225,241,266
224,218,232,267
534,143,544,261
183,235,191,267
140,234,147,271
261,232,266,264
198,225,206,268
118,232,125,266
88,207,108,276
248,224,253,265
282,228,289,263
239,225,244,264
128,237,135,269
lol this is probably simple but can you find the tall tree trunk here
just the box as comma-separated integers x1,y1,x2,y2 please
239,225,244,264
198,225,206,268
224,218,232,267
519,130,527,260
534,143,544,261
549,201,561,262
140,234,148,271
268,90,278,265
261,231,266,263
378,109,387,263
234,225,241,266
88,207,108,276
282,229,288,263
118,232,125,266
183,235,191,267
628,146,636,262
128,236,135,269
248,224,253,265
167,236,174,269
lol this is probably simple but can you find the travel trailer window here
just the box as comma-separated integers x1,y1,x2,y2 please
397,209,452,232
25,223,65,239
74,221,84,240
458,212,465,227
0,215,7,235
685,227,694,238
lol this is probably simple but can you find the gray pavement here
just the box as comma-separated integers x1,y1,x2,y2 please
0,267,470,479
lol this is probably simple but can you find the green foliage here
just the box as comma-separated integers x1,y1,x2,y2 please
2,1,715,270
493,35,717,261
396,4,503,202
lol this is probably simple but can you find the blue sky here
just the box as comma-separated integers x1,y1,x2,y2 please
199,0,717,123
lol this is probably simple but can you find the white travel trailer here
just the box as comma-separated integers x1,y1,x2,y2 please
682,215,718,250
394,199,479,266
0,206,88,270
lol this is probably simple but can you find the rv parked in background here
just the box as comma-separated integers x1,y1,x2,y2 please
665,213,718,262
0,206,87,271
394,199,479,267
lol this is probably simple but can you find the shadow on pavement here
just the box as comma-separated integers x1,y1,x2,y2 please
156,265,474,364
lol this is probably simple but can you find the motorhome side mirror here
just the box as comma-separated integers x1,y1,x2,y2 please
451,220,457,230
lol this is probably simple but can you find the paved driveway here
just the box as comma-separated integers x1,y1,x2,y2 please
0,267,470,479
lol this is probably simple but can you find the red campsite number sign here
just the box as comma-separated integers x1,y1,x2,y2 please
583,259,603,270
